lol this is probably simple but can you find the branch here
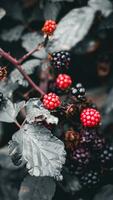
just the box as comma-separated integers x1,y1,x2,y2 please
18,44,41,64
0,48,45,96
18,36,49,64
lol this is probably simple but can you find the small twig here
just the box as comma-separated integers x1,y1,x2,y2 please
18,44,42,64
18,36,49,64
21,118,26,128
14,120,21,129
18,47,38,64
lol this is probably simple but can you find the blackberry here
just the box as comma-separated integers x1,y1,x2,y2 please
92,136,105,151
66,158,85,175
98,144,113,168
80,129,97,143
50,51,71,70
69,164,84,175
80,170,101,188
71,83,86,101
72,146,91,166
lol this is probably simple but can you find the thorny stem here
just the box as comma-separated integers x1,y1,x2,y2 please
0,48,45,96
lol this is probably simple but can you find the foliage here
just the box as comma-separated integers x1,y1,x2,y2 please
0,0,113,200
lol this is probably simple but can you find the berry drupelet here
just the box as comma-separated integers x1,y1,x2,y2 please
80,170,101,188
50,51,71,70
43,92,61,110
80,108,101,128
42,20,56,35
71,83,86,101
56,74,72,90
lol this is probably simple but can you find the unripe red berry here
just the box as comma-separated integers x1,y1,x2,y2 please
43,92,61,110
42,20,57,35
56,74,72,90
80,108,101,127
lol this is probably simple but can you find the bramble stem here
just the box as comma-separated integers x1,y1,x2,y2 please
18,47,38,64
18,44,42,64
18,36,49,64
0,48,45,96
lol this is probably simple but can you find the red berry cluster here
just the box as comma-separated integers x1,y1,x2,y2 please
80,108,101,127
42,20,57,35
43,93,61,110
56,74,72,90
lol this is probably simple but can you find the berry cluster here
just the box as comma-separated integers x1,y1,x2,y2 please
42,20,56,35
80,108,101,128
41,21,113,190
43,93,61,110
56,74,72,90
71,83,86,101
64,126,108,188
50,51,71,71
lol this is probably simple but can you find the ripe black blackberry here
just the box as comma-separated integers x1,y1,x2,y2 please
80,170,101,188
98,144,113,168
50,51,71,70
92,136,105,151
71,83,86,101
65,157,86,175
72,146,91,167
80,129,97,143
69,164,84,175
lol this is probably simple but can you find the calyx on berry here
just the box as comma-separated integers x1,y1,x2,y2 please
56,74,72,90
64,129,80,150
42,20,56,36
80,108,101,127
43,92,61,110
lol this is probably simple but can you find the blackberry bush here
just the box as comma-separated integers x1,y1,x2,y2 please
0,1,113,198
